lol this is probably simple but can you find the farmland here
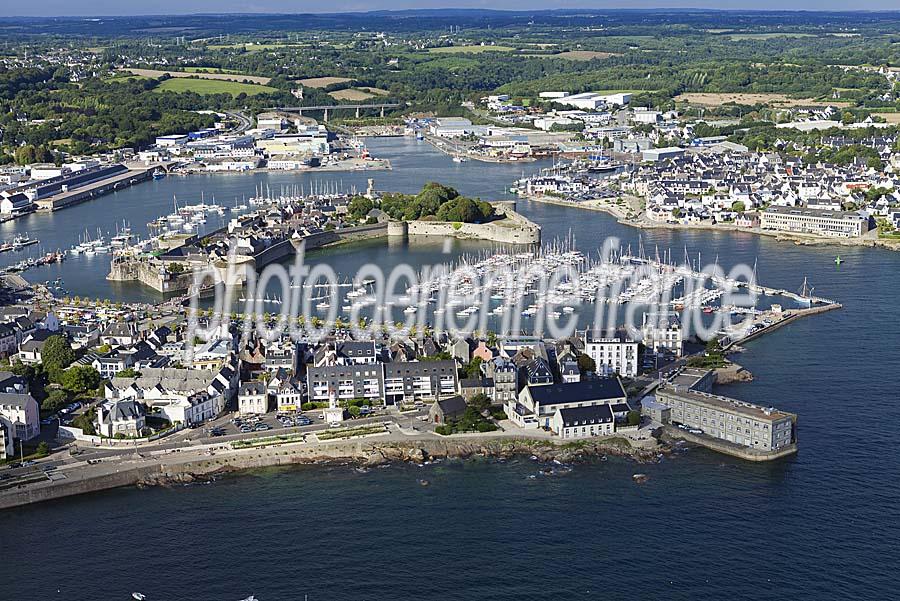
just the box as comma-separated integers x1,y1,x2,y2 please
298,76,354,88
154,78,278,96
331,88,393,101
675,93,837,107
122,68,272,85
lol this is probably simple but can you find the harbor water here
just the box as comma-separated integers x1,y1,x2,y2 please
1,137,899,599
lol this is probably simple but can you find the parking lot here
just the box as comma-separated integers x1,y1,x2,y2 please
202,405,397,438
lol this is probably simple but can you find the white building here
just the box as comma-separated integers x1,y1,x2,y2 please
551,404,615,439
554,92,608,110
583,330,639,377
0,418,13,459
507,378,628,431
238,381,268,415
29,164,69,180
0,192,34,216
642,313,683,357
760,206,870,238
431,118,485,138
96,399,146,438
0,392,40,441
155,134,189,147
631,108,662,124
642,147,686,162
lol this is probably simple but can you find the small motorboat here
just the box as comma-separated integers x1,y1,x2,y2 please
834,255,843,265
132,593,146,600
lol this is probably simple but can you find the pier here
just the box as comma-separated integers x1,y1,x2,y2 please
34,164,171,212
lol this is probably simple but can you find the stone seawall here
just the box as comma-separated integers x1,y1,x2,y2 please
0,434,658,510
396,205,541,245
661,426,797,462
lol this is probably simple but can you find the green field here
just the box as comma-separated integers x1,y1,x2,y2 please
154,78,277,96
429,45,515,54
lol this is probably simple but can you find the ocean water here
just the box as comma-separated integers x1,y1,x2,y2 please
1,137,899,599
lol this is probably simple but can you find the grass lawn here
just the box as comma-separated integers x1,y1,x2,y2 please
154,78,277,96
429,45,515,54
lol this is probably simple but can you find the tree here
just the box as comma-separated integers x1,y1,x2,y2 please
464,356,483,379
61,366,102,395
117,367,141,379
42,335,75,370
73,409,96,436
348,405,361,417
731,200,746,213
35,441,50,458
42,389,69,413
468,393,492,413
576,353,596,374
347,195,374,220
626,410,641,427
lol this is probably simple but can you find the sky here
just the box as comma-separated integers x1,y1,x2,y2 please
5,1,900,17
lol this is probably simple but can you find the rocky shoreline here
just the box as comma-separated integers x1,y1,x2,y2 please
135,436,666,489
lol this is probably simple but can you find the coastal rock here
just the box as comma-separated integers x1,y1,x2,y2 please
715,363,754,384
136,471,211,489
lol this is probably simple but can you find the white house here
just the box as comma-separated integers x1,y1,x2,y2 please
583,330,639,377
238,381,268,415
551,404,615,439
96,399,146,438
0,392,40,441
507,378,628,431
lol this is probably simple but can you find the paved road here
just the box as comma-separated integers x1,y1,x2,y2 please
1,406,433,488
226,110,251,134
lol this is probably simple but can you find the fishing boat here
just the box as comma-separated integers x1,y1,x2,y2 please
12,235,38,250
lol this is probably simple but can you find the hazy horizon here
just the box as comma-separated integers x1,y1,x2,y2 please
5,2,900,18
